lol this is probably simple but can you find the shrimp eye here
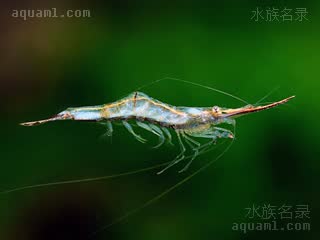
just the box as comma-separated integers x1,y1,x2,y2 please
212,106,220,113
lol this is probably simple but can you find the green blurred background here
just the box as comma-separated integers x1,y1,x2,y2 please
1,1,318,239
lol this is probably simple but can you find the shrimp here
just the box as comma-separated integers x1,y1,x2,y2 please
3,78,295,236
20,91,295,173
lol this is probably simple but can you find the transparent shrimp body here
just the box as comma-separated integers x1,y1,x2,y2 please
20,91,294,173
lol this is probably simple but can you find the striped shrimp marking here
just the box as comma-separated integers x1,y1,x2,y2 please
20,91,295,174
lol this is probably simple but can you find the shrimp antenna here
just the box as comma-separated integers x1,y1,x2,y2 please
90,128,236,236
254,86,280,106
136,77,250,105
0,162,171,194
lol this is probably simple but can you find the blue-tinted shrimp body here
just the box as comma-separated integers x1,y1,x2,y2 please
100,92,219,129
20,92,294,173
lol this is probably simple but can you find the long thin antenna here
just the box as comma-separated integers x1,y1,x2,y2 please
0,162,170,194
254,86,280,106
90,136,235,237
136,77,250,105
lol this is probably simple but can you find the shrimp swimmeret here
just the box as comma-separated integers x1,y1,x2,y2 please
21,91,295,174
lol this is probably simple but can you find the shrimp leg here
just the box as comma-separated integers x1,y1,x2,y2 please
179,138,219,172
190,127,234,139
149,124,166,148
182,132,201,148
100,121,113,137
192,127,233,154
157,130,186,174
136,122,165,148
161,127,173,145
179,127,233,172
178,132,201,172
122,121,147,143
213,127,234,139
